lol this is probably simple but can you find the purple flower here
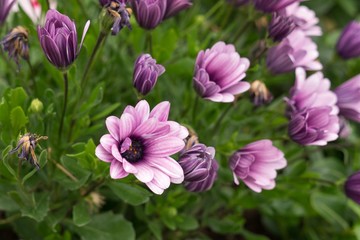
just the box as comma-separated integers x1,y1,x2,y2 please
100,0,132,35
278,2,322,36
230,140,287,193
95,100,189,195
130,0,167,30
164,0,192,19
178,144,219,192
266,30,322,74
193,41,250,103
334,74,360,122
268,13,296,42
37,10,90,70
336,21,360,60
0,0,15,25
345,171,360,205
339,117,351,139
254,0,299,12
1,26,29,67
133,54,165,96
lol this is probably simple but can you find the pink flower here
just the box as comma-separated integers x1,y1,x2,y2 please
230,140,287,193
12,0,57,23
193,41,250,103
95,100,188,195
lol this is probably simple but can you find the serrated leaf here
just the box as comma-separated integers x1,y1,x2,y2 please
10,106,28,133
6,87,28,109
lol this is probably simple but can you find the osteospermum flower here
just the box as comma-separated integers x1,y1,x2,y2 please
334,74,360,122
11,0,57,23
336,21,360,60
193,41,250,103
268,13,296,42
229,140,287,193
95,100,189,195
266,30,322,74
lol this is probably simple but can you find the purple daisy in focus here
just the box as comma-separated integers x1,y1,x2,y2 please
334,74,360,122
230,140,287,193
95,100,189,195
193,41,250,103
178,144,219,192
266,30,322,74
345,171,360,205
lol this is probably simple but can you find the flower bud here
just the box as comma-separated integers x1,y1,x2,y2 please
29,98,44,113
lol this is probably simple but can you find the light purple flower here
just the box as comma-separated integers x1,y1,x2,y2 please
268,13,296,42
279,2,322,36
230,140,287,193
95,100,189,195
178,144,219,192
0,0,15,25
130,0,167,30
164,0,192,19
37,9,90,70
266,30,322,74
254,0,300,12
334,74,360,122
193,41,250,103
345,171,360,205
133,54,165,96
336,21,360,60
339,117,351,139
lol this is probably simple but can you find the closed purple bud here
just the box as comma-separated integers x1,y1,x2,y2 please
178,144,219,192
334,74,360,122
164,0,192,19
266,30,322,74
230,140,287,193
336,21,360,60
345,171,360,205
1,26,29,67
268,13,296,42
130,0,167,30
0,0,15,25
254,0,299,12
37,10,90,70
193,41,250,103
133,54,165,96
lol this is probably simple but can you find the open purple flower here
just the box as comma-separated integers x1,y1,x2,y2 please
37,9,90,70
0,0,15,25
278,2,322,36
193,41,250,103
133,54,165,96
230,140,287,193
334,74,360,122
178,144,219,192
336,21,360,60
254,0,299,12
345,171,360,205
95,100,188,195
267,30,322,74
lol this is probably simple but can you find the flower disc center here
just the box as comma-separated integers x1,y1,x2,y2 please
121,138,144,163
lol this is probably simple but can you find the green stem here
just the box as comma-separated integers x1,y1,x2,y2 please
45,0,50,9
212,103,233,135
146,31,153,55
192,95,199,124
58,72,69,142
26,59,36,92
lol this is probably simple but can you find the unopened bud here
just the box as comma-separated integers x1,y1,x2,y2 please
29,98,44,113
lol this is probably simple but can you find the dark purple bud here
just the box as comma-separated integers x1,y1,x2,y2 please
164,0,192,19
130,0,167,30
37,10,90,70
0,0,15,25
336,21,360,60
345,171,360,205
1,26,29,68
269,13,295,42
133,54,165,96
254,0,300,12
178,144,219,192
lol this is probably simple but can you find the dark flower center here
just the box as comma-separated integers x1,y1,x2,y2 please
120,138,144,163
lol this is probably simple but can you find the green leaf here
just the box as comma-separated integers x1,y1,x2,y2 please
21,192,50,222
147,220,162,240
176,215,199,231
70,212,135,240
91,103,121,121
10,106,28,133
108,182,152,206
5,87,28,109
73,200,91,227
2,145,17,178
22,150,47,184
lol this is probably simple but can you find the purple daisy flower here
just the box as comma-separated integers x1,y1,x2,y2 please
178,144,219,192
230,140,287,193
193,41,250,103
336,21,360,60
130,0,167,30
37,9,90,70
334,74,360,122
95,100,189,195
254,0,300,12
268,13,296,42
164,0,192,19
345,171,360,205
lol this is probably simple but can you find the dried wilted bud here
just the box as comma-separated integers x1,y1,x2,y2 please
1,26,29,67
183,127,199,151
249,80,273,106
101,0,132,35
9,133,48,169
85,192,105,213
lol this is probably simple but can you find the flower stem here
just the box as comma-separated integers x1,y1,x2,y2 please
146,31,153,55
58,72,69,142
192,95,199,124
80,31,107,90
212,103,234,135
45,0,50,9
